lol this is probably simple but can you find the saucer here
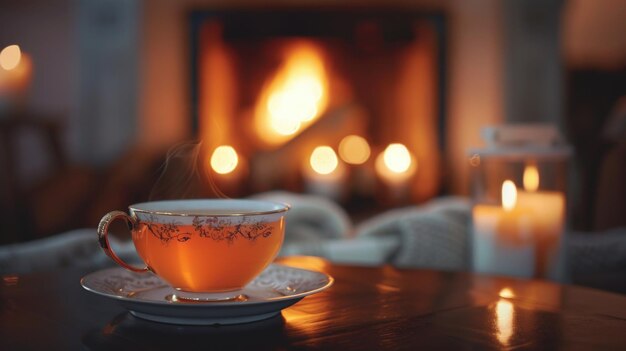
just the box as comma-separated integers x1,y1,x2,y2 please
81,264,333,325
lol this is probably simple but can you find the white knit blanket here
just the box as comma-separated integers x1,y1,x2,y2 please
355,197,471,270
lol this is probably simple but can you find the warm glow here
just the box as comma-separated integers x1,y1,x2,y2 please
338,135,371,165
523,164,539,192
310,146,339,175
502,180,517,211
495,298,515,345
499,287,515,299
375,143,417,184
210,145,238,174
255,41,329,145
0,45,21,71
383,143,412,173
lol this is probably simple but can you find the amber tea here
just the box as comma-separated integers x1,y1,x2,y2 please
133,220,284,292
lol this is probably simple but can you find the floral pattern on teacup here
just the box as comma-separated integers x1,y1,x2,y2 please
141,215,274,244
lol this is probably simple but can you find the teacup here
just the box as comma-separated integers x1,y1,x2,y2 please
97,199,290,301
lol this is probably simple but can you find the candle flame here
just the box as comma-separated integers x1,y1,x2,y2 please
338,135,371,165
210,145,238,174
502,180,517,211
310,146,338,175
382,143,413,173
0,45,21,71
523,164,539,192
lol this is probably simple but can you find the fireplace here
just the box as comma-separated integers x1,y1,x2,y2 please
190,8,446,207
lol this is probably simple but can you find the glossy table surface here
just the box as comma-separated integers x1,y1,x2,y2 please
1,256,625,350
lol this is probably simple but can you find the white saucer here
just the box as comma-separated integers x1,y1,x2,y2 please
81,264,333,325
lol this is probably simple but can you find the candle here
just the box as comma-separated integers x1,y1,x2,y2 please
338,135,375,196
303,145,347,201
473,181,535,277
210,145,239,175
517,164,565,277
338,135,370,165
375,143,417,202
0,45,33,112
519,165,565,234
472,173,565,278
208,145,247,197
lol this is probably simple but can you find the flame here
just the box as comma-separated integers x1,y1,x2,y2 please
495,297,515,345
0,45,21,71
210,145,238,175
255,41,329,145
310,146,338,175
523,164,539,192
338,135,370,165
383,143,412,173
375,143,417,184
502,180,517,211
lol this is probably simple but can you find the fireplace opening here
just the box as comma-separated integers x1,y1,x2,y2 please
190,8,446,209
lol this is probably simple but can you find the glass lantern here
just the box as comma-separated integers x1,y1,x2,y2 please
468,125,571,281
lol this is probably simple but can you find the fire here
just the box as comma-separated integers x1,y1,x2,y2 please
255,41,329,145
502,180,517,211
310,146,338,175
523,164,539,192
0,45,21,71
210,145,239,175
338,135,370,165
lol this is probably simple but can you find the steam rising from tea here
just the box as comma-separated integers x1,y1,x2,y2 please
149,141,228,201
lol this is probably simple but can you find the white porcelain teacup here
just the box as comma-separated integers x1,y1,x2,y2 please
97,199,289,300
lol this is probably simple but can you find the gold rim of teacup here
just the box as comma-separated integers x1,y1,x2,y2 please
129,199,291,217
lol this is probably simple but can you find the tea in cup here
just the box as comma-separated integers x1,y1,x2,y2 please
97,199,289,301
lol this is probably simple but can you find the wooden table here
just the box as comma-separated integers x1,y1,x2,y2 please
1,256,625,350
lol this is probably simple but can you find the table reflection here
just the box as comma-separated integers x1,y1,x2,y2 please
495,288,515,346
276,255,331,273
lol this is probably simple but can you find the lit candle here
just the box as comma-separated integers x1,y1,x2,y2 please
517,164,565,277
0,45,33,111
338,135,370,166
0,45,33,100
473,180,535,277
207,145,246,197
472,172,565,278
375,143,417,202
210,145,239,175
303,145,347,201
338,135,374,196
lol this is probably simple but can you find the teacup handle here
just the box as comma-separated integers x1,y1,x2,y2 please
97,211,149,273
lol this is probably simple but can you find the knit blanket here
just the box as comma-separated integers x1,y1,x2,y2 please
355,197,471,270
